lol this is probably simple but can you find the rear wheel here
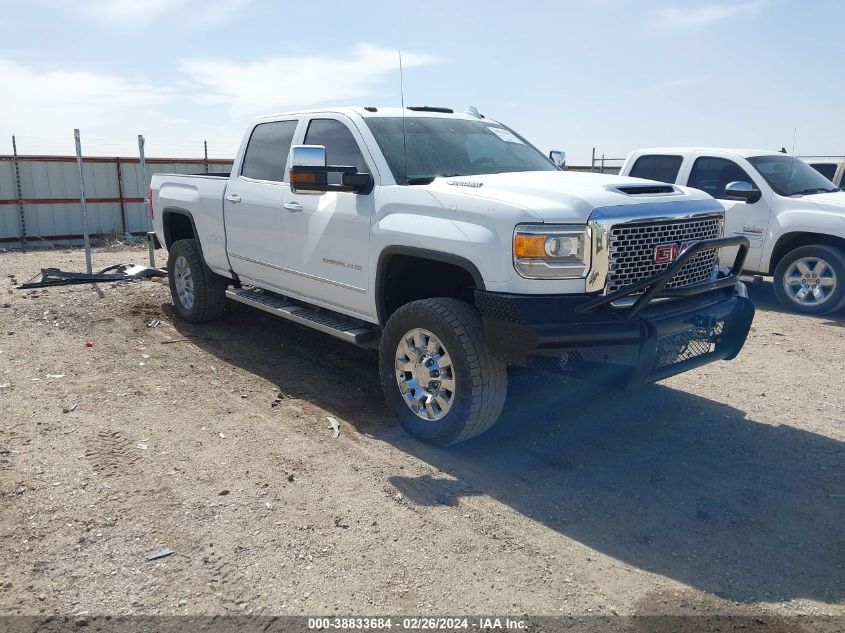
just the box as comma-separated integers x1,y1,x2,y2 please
167,239,228,322
379,298,507,445
773,245,845,315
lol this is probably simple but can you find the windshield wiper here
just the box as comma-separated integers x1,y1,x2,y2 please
790,187,839,196
406,173,464,185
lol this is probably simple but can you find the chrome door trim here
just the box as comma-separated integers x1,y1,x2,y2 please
229,252,366,294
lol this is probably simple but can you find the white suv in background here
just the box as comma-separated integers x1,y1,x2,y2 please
621,148,845,315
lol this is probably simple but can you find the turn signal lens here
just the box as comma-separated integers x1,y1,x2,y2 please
514,234,547,258
290,171,317,185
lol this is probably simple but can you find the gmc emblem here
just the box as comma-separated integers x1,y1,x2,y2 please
654,240,697,264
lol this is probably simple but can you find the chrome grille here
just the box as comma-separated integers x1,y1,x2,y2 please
606,216,722,294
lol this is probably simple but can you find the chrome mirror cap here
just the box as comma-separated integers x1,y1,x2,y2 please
724,181,762,203
290,145,326,168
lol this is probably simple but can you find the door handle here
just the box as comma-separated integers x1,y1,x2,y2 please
283,202,303,213
225,193,241,204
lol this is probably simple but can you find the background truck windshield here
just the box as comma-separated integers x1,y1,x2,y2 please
747,155,839,197
364,117,556,183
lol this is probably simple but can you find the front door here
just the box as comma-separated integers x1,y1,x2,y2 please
224,118,299,285
687,155,770,271
280,115,375,317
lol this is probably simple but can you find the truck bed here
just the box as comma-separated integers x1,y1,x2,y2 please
150,173,231,275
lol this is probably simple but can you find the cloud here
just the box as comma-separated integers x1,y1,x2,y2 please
650,1,767,32
180,43,442,121
71,0,251,28
0,58,175,154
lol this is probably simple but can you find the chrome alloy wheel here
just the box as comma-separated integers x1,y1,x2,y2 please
173,255,195,310
783,256,837,307
395,328,456,421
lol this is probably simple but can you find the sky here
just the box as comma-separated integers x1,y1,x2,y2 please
0,0,842,164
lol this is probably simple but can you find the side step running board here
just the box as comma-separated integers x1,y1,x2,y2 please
226,288,378,347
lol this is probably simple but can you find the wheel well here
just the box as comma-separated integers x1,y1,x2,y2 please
769,232,845,274
377,254,480,324
162,211,196,249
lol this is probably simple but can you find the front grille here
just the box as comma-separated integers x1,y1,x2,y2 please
606,216,722,294
652,321,725,370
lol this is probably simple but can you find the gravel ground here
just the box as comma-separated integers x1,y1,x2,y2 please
0,245,843,625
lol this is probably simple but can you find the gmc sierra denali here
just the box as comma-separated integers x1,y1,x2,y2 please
150,107,754,445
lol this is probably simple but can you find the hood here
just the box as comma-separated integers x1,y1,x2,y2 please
424,170,715,222
806,191,845,212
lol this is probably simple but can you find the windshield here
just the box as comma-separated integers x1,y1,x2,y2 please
363,116,557,184
747,155,839,197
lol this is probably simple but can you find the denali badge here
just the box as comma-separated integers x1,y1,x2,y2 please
654,240,697,265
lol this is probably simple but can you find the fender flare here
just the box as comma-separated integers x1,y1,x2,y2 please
374,246,486,325
161,208,210,268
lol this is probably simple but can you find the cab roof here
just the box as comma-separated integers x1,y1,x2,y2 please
251,106,490,124
632,147,788,159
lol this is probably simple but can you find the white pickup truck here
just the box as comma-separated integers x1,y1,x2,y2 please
806,159,845,190
150,107,754,445
621,148,845,315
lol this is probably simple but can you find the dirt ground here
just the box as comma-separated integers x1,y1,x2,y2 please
0,245,843,624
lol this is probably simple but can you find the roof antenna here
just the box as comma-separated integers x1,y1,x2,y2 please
399,49,408,185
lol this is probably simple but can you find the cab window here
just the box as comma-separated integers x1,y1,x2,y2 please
240,120,298,182
688,157,756,199
629,155,683,184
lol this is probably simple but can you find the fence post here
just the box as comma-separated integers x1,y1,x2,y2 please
203,140,209,174
11,135,27,243
115,157,127,236
138,134,155,267
591,147,596,173
74,129,93,275
601,153,606,174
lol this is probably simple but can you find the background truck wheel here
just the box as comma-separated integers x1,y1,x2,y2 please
167,239,228,323
773,244,845,315
379,298,507,446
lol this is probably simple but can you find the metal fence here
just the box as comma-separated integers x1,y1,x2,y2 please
0,154,234,247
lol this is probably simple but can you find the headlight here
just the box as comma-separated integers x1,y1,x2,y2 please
513,224,591,279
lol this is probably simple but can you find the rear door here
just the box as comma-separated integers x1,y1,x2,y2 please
224,118,301,285
280,114,376,318
686,154,769,271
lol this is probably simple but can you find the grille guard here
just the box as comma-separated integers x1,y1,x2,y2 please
576,235,750,319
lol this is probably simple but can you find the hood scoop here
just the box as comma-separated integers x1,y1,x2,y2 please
611,184,678,195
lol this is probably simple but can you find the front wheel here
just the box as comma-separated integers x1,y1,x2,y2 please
772,245,845,315
379,298,507,446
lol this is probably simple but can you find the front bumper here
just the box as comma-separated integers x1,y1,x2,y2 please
476,235,755,387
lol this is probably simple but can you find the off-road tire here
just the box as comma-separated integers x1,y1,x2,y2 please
772,244,845,315
167,239,228,323
379,298,507,445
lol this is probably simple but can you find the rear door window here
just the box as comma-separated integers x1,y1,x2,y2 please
628,155,684,184
809,163,837,180
688,157,756,199
240,120,298,182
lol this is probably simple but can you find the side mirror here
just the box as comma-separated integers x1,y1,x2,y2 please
724,181,762,204
549,150,566,169
289,144,373,194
